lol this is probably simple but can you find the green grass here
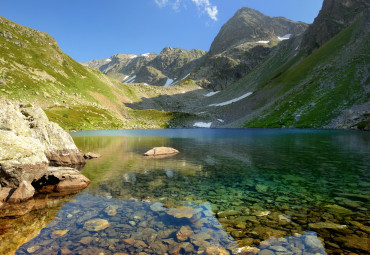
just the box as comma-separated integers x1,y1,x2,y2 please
245,16,368,128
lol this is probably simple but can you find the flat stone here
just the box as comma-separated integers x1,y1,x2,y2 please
334,235,369,252
205,246,230,255
217,210,240,218
324,204,353,215
258,250,275,255
83,152,101,159
167,206,195,219
350,221,370,233
143,147,179,157
51,229,69,238
176,225,194,242
84,219,110,231
27,246,41,254
308,222,347,230
150,202,167,212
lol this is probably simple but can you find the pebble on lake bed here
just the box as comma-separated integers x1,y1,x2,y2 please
83,219,110,232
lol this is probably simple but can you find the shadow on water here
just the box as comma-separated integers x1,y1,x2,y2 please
2,129,369,254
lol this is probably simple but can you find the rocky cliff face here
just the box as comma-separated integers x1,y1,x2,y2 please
193,7,309,90
301,0,370,54
0,100,88,203
84,47,206,86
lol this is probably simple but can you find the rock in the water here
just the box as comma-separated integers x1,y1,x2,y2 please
324,204,353,215
83,152,101,159
205,246,230,255
334,235,369,252
83,219,110,231
0,100,88,202
34,167,90,193
167,206,195,219
305,235,324,251
150,201,167,212
104,205,117,216
7,181,35,203
51,229,69,238
255,184,269,194
143,147,179,157
309,222,347,230
176,225,194,242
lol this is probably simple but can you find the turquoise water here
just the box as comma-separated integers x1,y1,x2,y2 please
6,129,370,254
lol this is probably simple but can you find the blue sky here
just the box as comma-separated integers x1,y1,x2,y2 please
2,0,323,62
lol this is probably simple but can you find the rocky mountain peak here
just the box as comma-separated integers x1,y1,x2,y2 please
301,0,369,53
208,7,308,56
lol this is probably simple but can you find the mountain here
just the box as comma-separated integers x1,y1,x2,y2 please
192,7,309,90
0,16,205,130
184,0,369,130
125,0,369,130
83,47,206,86
301,0,370,53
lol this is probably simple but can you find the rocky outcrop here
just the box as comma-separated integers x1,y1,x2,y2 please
193,7,308,90
83,47,206,86
143,147,180,157
0,100,88,203
33,167,90,193
301,0,370,54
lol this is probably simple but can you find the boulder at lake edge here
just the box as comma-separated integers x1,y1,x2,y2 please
0,100,89,203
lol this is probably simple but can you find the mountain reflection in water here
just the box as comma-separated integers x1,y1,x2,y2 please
1,129,369,254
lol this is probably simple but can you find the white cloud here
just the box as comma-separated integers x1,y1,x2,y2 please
191,0,218,21
154,0,218,21
155,0,169,8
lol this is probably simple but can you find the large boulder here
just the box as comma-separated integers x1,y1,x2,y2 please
0,130,48,188
33,167,90,193
0,100,89,203
22,107,85,167
143,147,179,157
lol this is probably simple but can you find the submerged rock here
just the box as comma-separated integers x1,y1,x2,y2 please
176,225,194,242
83,219,110,232
167,206,195,219
150,202,167,212
308,222,347,230
143,147,179,157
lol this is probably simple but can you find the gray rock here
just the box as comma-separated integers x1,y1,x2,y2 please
304,235,324,250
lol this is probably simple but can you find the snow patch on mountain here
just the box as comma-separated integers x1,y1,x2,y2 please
164,78,174,87
204,91,220,97
278,34,292,41
193,122,212,128
125,75,136,83
209,92,253,106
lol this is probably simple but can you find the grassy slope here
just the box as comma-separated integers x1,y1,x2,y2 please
0,16,201,130
241,15,369,128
